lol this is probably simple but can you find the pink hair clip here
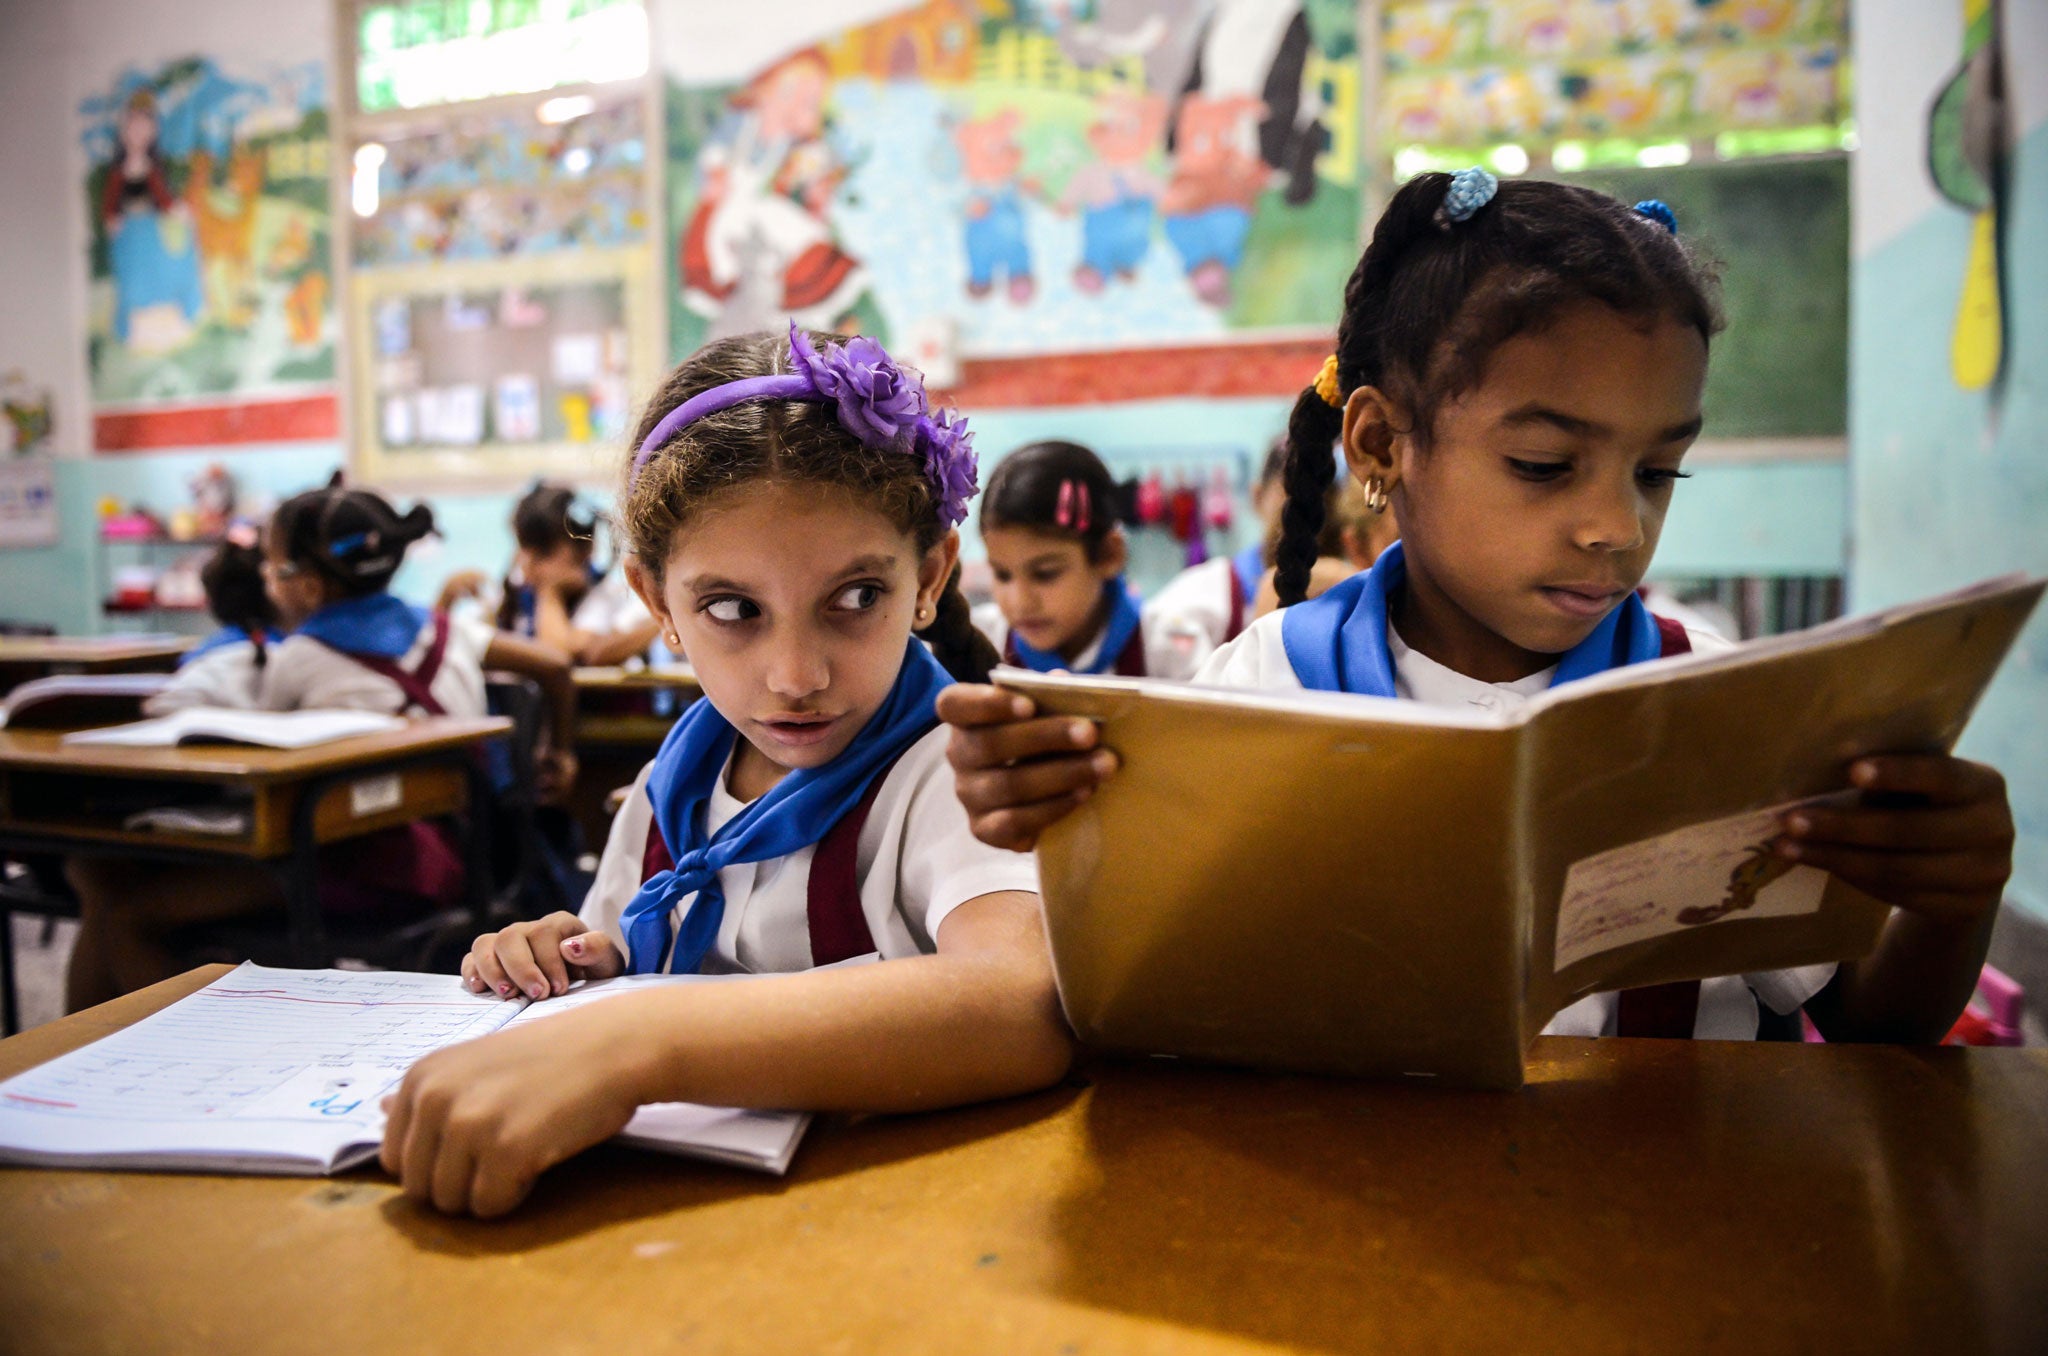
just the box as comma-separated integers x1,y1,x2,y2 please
1055,479,1091,533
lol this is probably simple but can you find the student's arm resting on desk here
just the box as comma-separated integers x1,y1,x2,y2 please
382,891,1074,1218
1787,754,2013,1044
937,684,1119,851
572,617,664,668
480,632,578,800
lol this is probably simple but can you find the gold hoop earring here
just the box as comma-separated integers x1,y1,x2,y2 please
1364,475,1389,516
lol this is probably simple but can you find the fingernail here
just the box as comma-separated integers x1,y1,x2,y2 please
1852,762,1877,785
528,984,546,999
1010,697,1031,718
1779,841,1803,860
1069,720,1093,746
566,939,584,957
1091,750,1117,777
496,983,512,997
1788,814,1812,835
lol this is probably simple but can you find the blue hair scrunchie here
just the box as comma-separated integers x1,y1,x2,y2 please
1436,166,1498,227
1632,199,1679,235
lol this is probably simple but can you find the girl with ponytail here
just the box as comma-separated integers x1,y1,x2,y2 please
65,478,579,1015
975,439,1214,679
942,169,2018,1054
380,327,1071,1218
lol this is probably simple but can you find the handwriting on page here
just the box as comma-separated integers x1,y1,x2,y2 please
1553,797,1844,973
0,967,519,1129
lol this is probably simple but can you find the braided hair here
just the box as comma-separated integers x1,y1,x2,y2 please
199,539,278,663
621,331,1000,684
271,479,437,598
1274,174,1723,606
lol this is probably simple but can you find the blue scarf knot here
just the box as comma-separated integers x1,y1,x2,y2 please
1280,541,1662,696
618,637,952,975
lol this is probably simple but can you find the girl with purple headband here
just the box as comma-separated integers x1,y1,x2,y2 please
381,326,1072,1218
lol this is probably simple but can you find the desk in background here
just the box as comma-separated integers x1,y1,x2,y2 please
568,665,699,845
0,634,193,693
0,718,508,1031
1,964,2042,1355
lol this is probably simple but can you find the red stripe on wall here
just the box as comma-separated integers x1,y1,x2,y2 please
932,337,1334,409
93,394,340,451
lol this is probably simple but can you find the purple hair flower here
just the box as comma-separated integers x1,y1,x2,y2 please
914,407,978,528
788,323,926,447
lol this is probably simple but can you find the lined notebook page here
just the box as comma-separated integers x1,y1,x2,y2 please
0,966,516,1173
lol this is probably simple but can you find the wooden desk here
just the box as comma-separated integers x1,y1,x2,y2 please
569,667,698,843
0,720,507,1017
571,664,699,746
0,635,194,692
2,966,2042,1355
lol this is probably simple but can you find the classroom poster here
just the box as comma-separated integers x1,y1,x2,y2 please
1378,0,1850,154
78,56,335,450
662,0,1363,364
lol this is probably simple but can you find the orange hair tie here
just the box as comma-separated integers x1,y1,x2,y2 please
1313,354,1343,409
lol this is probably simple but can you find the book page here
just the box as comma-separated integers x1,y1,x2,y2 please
63,707,404,748
506,974,810,1175
0,966,520,1172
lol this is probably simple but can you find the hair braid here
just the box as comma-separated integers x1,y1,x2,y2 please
917,563,999,683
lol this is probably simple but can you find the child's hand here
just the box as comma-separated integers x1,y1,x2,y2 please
435,569,487,611
380,1008,640,1217
535,745,578,804
1778,755,2013,925
463,911,624,1001
938,684,1118,852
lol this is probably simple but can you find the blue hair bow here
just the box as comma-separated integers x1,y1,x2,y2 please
1437,166,1498,226
1632,199,1678,235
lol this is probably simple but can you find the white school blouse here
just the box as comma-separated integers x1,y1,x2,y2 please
143,641,265,715
972,595,1215,681
569,568,655,635
1193,609,1838,1040
256,610,495,719
579,725,1043,974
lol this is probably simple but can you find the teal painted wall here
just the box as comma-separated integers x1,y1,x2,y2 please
1850,121,2048,924
0,393,1845,633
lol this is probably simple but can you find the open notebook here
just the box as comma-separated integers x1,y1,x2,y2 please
999,574,2043,1089
62,707,405,749
0,965,809,1176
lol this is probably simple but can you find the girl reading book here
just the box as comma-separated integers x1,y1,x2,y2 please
940,170,2014,1046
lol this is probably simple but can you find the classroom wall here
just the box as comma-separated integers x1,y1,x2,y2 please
2,0,1846,632
1850,0,2048,924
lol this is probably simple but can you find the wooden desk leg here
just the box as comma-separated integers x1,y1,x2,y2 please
463,757,493,924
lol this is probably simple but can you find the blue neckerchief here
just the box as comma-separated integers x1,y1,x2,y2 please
180,625,279,666
619,636,952,975
1232,542,1265,608
295,593,430,659
1007,578,1143,675
511,585,537,637
1280,541,1662,697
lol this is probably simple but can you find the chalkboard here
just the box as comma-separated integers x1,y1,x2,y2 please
1556,157,1849,439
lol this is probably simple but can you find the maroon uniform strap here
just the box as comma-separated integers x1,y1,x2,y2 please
309,612,451,717
1112,625,1147,676
1222,558,1246,642
1615,613,1701,1038
638,747,918,968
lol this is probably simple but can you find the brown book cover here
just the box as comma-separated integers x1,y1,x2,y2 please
998,574,2043,1089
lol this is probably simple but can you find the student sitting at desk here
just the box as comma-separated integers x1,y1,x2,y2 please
438,481,667,668
381,326,1071,1218
143,531,281,714
940,171,2016,1047
62,481,577,1012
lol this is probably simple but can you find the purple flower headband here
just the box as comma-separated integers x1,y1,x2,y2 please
632,323,979,528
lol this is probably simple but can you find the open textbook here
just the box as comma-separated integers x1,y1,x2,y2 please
0,965,809,1176
62,707,404,749
997,574,2044,1089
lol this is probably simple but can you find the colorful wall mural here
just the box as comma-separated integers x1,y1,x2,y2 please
79,55,334,447
666,1,1363,362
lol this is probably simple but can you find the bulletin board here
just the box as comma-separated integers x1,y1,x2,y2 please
349,248,660,485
